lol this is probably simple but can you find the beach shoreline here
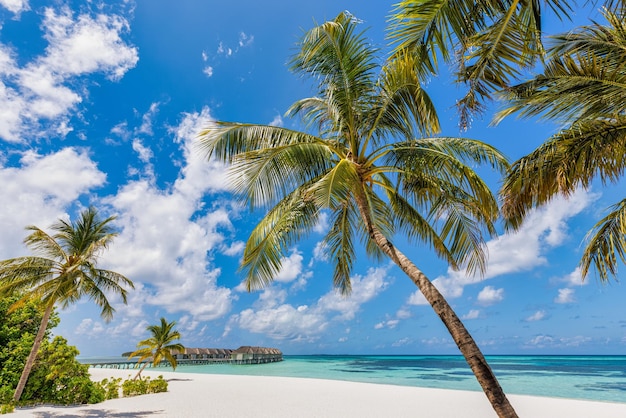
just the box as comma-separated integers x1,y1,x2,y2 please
9,368,626,417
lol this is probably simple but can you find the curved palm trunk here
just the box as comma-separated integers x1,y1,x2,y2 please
355,195,518,418
13,301,54,403
134,362,149,380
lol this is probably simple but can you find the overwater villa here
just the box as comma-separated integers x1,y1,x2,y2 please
96,346,283,369
172,346,283,365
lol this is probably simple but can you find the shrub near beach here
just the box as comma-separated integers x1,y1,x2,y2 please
0,296,105,411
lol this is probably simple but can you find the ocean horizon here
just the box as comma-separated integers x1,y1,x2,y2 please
80,354,626,404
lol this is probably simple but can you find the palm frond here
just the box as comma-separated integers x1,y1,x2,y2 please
501,121,626,229
367,48,440,146
580,199,626,282
290,11,379,151
323,203,359,294
497,7,626,124
389,0,571,127
241,188,320,291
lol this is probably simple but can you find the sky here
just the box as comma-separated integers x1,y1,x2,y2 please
0,0,624,357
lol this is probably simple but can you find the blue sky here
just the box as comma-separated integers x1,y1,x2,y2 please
1,0,624,357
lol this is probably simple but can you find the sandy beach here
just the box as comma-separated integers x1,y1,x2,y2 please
9,368,626,417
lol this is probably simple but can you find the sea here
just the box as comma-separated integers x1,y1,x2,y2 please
80,355,626,404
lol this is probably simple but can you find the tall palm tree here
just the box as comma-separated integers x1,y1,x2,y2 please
497,6,626,282
388,0,577,128
198,13,517,418
128,317,184,379
0,207,134,403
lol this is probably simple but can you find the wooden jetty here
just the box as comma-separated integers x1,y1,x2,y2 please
87,346,283,369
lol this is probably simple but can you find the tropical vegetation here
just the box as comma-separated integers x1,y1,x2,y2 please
128,317,184,379
496,5,626,282
390,0,626,283
198,12,517,417
0,295,105,411
0,207,134,403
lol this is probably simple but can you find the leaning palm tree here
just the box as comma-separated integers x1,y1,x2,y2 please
497,6,626,282
128,317,184,379
0,207,134,403
198,13,517,418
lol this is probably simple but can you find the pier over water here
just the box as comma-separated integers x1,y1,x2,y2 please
84,346,283,369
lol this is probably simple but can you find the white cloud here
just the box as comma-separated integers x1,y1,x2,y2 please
274,251,305,283
526,310,547,322
203,66,214,77
462,309,481,320
0,0,29,14
554,267,587,287
555,288,576,304
477,286,504,306
234,304,327,340
407,190,595,306
238,32,254,48
317,267,389,320
269,114,283,127
132,138,153,164
312,241,329,262
525,334,592,349
41,8,137,80
391,337,412,347
101,109,235,321
137,102,159,136
374,319,399,329
0,7,138,142
231,266,389,341
0,147,106,258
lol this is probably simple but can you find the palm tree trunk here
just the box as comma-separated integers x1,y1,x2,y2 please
354,194,518,418
13,301,54,403
134,362,148,380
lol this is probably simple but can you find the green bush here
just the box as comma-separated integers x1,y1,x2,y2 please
20,337,105,406
0,297,104,406
120,376,168,397
0,403,15,414
121,377,149,397
98,377,123,400
147,376,168,394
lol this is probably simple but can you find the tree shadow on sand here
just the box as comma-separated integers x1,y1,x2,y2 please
19,407,163,417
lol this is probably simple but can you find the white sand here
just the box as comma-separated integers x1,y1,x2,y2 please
10,368,626,417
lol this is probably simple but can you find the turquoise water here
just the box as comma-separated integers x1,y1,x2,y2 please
83,355,626,403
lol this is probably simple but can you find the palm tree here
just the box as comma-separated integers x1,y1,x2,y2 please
0,207,134,403
128,317,184,379
198,12,517,418
387,0,577,128
497,6,626,282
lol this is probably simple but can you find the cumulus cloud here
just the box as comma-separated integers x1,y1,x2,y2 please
0,0,29,14
0,6,138,142
555,288,576,304
0,147,106,258
525,334,592,349
525,310,547,322
269,114,283,127
462,309,481,320
477,286,504,306
374,319,399,329
407,190,595,306
230,266,390,341
101,108,234,321
554,267,587,287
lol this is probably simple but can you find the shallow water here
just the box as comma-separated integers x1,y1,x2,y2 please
81,355,626,403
